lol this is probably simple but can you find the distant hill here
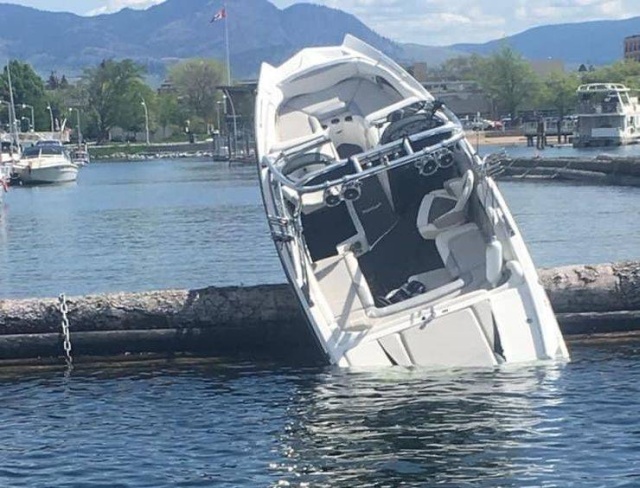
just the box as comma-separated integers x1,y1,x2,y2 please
451,17,640,65
0,0,637,83
0,0,405,80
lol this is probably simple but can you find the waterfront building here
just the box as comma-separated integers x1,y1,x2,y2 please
624,35,640,61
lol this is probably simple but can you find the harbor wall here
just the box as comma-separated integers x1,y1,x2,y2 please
1,262,639,361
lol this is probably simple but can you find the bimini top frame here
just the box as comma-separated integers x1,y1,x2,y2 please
263,108,468,196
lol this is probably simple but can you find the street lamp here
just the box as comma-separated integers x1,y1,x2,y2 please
69,107,82,145
46,104,54,132
140,98,150,145
21,104,34,132
222,90,239,158
216,100,223,133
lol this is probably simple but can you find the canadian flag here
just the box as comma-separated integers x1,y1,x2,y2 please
211,8,226,22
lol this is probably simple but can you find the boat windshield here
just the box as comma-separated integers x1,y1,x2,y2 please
35,139,64,147
22,145,67,158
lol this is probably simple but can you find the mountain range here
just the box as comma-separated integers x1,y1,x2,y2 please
0,0,638,81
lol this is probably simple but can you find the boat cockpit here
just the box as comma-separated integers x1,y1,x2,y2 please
262,69,513,328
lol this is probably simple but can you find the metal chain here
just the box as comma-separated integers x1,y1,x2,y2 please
58,293,73,370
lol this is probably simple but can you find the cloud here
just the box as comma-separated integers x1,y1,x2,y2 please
87,0,166,16
271,0,640,45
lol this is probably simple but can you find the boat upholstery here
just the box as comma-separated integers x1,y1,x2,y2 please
416,169,474,240
313,252,374,328
436,223,488,290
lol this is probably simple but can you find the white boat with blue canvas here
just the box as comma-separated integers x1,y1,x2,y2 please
12,144,78,185
255,35,569,368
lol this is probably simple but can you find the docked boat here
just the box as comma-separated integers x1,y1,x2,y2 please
255,35,569,368
1,162,10,197
12,144,78,185
70,144,90,166
573,83,640,147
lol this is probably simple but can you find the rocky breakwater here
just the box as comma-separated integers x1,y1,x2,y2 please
497,154,640,186
539,261,640,334
1,262,640,362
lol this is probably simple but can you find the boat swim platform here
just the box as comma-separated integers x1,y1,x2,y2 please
0,261,639,363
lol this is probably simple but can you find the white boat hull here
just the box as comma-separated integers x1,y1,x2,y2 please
256,35,569,368
16,163,78,185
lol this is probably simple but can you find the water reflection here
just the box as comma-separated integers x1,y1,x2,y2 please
274,365,566,486
273,341,640,487
0,341,638,487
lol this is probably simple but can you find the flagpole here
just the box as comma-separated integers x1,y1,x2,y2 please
222,1,238,159
224,0,231,85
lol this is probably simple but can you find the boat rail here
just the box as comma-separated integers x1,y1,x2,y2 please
265,121,465,194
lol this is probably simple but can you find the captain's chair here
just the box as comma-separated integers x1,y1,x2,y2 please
416,169,475,240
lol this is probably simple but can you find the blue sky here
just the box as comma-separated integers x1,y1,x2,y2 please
3,0,640,45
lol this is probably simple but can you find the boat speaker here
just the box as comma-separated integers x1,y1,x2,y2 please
323,186,342,207
436,148,454,168
416,155,438,176
341,181,361,201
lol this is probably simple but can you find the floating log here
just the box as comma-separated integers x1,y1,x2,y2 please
1,262,640,361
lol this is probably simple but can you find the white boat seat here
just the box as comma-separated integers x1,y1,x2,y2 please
269,129,330,155
416,169,474,240
436,223,489,290
312,252,375,328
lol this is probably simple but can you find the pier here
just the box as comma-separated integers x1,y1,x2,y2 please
0,261,639,363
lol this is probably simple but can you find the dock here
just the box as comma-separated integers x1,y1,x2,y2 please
1,261,639,363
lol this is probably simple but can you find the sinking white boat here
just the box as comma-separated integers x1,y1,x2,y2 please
255,36,569,368
13,144,78,185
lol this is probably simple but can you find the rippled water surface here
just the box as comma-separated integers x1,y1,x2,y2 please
1,158,639,486
0,340,638,487
1,157,639,298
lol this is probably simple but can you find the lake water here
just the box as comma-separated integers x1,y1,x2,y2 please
0,338,638,487
1,154,640,486
1,153,639,299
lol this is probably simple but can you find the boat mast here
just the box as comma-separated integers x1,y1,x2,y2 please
6,62,19,146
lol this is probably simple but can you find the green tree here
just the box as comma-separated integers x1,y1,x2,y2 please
156,92,187,138
169,59,226,122
539,70,580,118
580,60,640,89
431,54,484,81
476,45,540,118
0,60,49,131
81,59,149,143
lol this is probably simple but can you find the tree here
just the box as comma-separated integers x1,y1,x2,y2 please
580,60,640,89
169,59,226,122
46,71,59,90
156,92,187,138
540,70,580,118
81,59,148,143
431,54,484,81
475,45,540,119
0,60,49,131
59,75,70,90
